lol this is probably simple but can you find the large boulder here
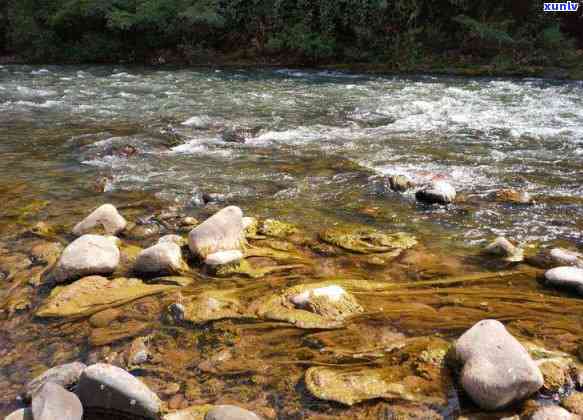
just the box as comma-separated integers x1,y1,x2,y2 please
204,250,244,267
416,181,456,205
134,242,185,275
544,267,583,294
205,405,262,420
36,276,175,318
72,204,127,236
50,235,120,283
454,319,543,410
77,363,161,419
31,382,83,420
25,361,86,400
188,206,244,259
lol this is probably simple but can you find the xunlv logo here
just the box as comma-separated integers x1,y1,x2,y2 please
543,1,580,11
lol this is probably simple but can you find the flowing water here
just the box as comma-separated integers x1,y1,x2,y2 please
1,65,583,419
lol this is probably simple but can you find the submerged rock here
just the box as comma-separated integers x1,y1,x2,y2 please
454,319,543,410
188,206,245,259
77,363,161,419
258,219,299,238
126,222,161,240
305,337,453,407
32,382,83,420
89,320,150,346
89,308,122,328
221,127,247,143
135,242,185,276
544,267,583,294
25,361,86,400
205,405,262,420
72,204,127,236
242,217,259,238
158,234,187,246
319,226,417,254
255,282,363,329
416,181,456,205
484,237,524,262
562,392,583,415
36,276,176,318
50,235,120,283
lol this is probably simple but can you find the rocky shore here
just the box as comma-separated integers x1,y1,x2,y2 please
1,198,583,419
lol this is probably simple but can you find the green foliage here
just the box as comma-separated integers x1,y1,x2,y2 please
1,0,579,66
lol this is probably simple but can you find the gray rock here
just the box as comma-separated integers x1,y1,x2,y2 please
181,115,212,129
221,127,246,143
484,237,524,262
72,204,127,236
544,266,583,294
77,363,161,419
188,206,244,259
416,181,456,205
531,405,576,420
454,319,543,410
205,250,244,266
25,361,86,400
32,382,83,420
205,405,262,420
4,408,33,420
51,235,120,283
134,242,184,275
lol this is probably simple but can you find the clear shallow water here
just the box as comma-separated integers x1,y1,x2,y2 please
1,65,582,247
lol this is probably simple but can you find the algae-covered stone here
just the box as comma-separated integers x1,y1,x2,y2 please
77,363,161,419
258,219,299,238
72,204,127,236
188,206,245,259
173,290,248,324
89,320,150,346
454,319,543,410
50,235,120,283
242,217,259,238
305,337,453,407
562,392,583,415
36,276,176,318
254,282,363,329
319,226,417,254
89,308,122,328
539,360,570,393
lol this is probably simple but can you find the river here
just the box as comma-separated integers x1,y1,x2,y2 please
1,65,582,419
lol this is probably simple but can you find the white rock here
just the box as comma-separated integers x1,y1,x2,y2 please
544,266,583,294
415,181,456,205
135,242,184,275
454,319,543,410
290,285,347,307
204,250,244,266
72,204,127,236
188,206,244,258
51,235,120,283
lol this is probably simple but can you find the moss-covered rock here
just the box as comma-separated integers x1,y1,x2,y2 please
258,219,299,238
319,226,417,254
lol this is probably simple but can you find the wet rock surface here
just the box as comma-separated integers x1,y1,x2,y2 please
135,242,185,276
415,181,456,205
544,267,583,294
188,206,245,259
205,405,262,420
25,361,86,400
72,204,127,236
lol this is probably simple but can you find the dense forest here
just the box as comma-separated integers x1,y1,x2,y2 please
0,0,582,73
